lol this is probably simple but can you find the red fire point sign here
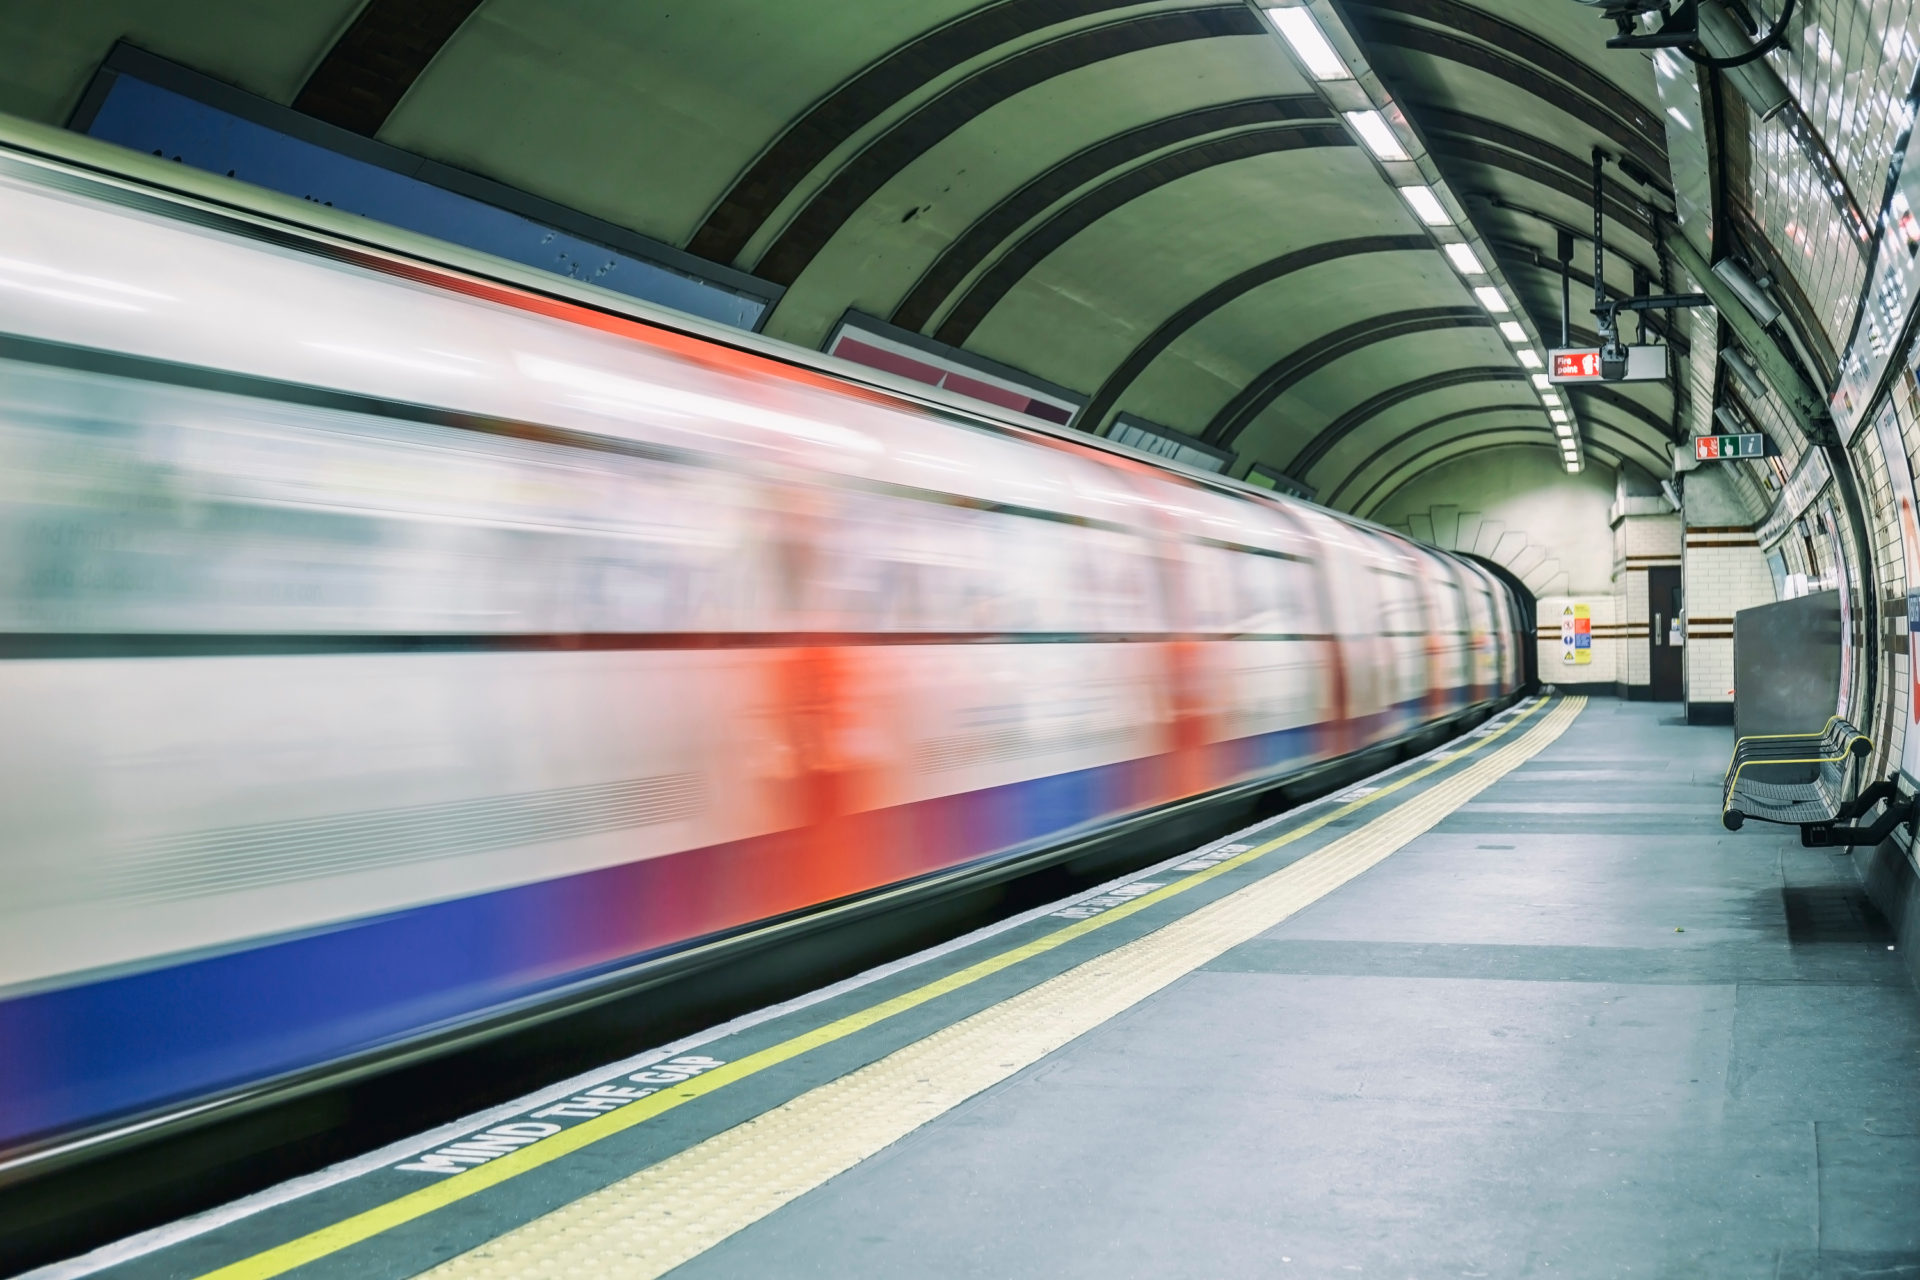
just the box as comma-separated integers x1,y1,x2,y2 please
1553,350,1602,379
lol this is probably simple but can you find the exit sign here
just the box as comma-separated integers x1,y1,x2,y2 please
1694,433,1766,460
1548,346,1668,382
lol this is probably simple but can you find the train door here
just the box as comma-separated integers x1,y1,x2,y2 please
1457,565,1498,702
1360,541,1428,736
1417,549,1471,710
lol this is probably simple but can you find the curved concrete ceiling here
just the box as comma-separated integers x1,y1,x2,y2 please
0,0,1684,510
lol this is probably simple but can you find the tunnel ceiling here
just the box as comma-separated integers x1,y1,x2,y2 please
1,0,1686,516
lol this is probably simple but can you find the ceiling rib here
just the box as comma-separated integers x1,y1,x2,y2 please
1074,235,1432,434
1431,138,1655,244
1477,198,1659,279
891,95,1329,332
933,123,1350,344
753,4,1263,287
292,0,484,136
1351,428,1646,516
1567,384,1680,442
1325,404,1549,505
1204,306,1495,448
1285,365,1531,478
1349,17,1664,174
1353,0,1667,144
686,0,1140,264
1253,0,1576,474
1361,440,1612,518
1424,107,1667,202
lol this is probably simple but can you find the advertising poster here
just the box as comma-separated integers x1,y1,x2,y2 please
1870,403,1920,779
1819,501,1854,717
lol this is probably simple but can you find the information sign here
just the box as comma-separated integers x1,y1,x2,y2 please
1694,433,1766,460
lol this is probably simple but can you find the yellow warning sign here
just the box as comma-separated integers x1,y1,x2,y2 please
1562,604,1591,665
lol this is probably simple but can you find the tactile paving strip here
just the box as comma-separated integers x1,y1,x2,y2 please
424,697,1586,1279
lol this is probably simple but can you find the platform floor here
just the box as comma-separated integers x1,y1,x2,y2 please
40,698,1920,1280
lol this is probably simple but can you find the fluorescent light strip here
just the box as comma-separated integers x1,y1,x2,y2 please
1473,286,1509,312
1497,321,1526,342
1267,6,1352,80
1550,409,1570,422
1531,373,1553,390
1446,243,1487,275
1517,349,1542,369
1401,185,1452,227
1344,109,1409,161
1540,390,1561,405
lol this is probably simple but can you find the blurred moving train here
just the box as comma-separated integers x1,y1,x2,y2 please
0,133,1525,1160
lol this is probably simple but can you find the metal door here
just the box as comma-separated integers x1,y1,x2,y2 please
1648,565,1684,701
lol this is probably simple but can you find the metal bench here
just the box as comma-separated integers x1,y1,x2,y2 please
1722,717,1912,846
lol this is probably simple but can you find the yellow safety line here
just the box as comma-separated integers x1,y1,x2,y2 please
194,697,1558,1280
423,696,1585,1279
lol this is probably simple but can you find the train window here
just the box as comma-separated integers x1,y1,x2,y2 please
1182,544,1241,632
1372,569,1424,637
1075,525,1160,635
1229,551,1317,636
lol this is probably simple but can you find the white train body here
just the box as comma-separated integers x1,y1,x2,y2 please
0,144,1523,1152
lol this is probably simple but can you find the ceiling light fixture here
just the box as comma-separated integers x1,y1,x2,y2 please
1498,320,1526,342
1540,390,1561,405
1266,6,1353,81
1345,109,1409,161
1518,349,1543,369
1473,286,1509,312
1446,243,1488,275
1550,409,1570,422
1401,185,1452,227
1532,373,1553,390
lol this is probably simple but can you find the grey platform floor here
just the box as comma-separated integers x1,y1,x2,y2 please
675,700,1920,1280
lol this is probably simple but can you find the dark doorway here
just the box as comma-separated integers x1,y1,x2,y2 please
1649,565,1684,701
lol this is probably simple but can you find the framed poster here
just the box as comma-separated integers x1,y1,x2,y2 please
1870,402,1920,780
1818,501,1854,718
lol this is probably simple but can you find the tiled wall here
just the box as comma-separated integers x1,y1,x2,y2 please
1684,525,1772,708
1738,0,1918,349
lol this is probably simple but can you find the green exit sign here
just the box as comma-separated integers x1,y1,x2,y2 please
1693,433,1766,460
